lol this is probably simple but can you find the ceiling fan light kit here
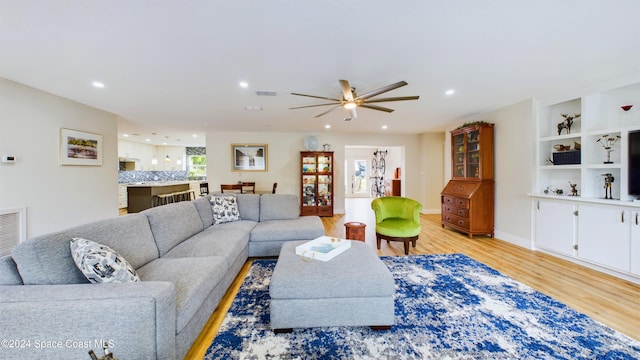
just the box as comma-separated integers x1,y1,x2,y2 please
290,79,419,119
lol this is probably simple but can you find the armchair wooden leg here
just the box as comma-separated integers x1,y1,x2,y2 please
403,240,410,255
376,234,382,250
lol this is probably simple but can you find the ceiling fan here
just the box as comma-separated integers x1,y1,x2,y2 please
290,79,419,119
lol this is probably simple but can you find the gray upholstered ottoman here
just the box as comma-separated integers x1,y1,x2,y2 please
269,240,395,332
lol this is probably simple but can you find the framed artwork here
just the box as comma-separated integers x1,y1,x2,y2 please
231,144,268,171
60,128,103,166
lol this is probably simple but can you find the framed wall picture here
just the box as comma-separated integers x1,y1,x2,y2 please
60,128,103,166
231,144,268,171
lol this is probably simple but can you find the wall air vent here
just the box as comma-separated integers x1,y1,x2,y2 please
255,91,277,96
0,207,26,257
244,106,263,111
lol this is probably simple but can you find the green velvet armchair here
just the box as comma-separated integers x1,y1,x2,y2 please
371,196,422,255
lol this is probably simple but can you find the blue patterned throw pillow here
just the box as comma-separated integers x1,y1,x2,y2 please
70,238,140,283
210,195,241,224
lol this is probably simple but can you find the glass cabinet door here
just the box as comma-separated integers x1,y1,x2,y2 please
453,133,465,177
302,156,316,173
466,130,480,178
318,175,332,206
302,175,316,206
318,155,332,173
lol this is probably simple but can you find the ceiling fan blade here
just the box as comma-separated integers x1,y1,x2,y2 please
359,104,395,113
291,93,341,102
363,95,420,103
356,81,408,100
289,103,342,110
339,79,354,101
314,105,342,118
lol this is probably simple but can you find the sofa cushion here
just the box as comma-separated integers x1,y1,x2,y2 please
210,195,240,224
70,238,140,283
259,194,299,221
12,231,90,285
136,256,227,333
236,194,260,221
0,256,23,285
142,202,204,256
67,213,159,269
250,216,325,241
164,220,255,268
193,196,214,228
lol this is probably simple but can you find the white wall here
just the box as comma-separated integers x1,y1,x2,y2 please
420,132,446,213
443,99,535,248
206,131,435,214
0,78,118,237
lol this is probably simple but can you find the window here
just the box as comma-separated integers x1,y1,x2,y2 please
187,147,206,180
188,155,206,179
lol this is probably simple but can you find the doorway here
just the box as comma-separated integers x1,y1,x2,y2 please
344,158,369,198
344,145,404,199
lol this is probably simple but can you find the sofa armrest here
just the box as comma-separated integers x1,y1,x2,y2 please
0,282,176,360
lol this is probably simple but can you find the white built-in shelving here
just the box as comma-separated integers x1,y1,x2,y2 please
532,81,640,283
535,82,640,202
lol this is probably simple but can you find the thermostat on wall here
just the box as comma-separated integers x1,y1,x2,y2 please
2,155,16,164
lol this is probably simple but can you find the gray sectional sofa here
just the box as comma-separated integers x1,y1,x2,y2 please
0,194,325,360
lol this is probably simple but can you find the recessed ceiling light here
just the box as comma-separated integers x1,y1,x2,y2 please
192,134,198,138
325,124,331,129
123,133,129,137
239,81,249,88
445,89,456,96
145,138,151,142
382,125,388,130
92,81,105,88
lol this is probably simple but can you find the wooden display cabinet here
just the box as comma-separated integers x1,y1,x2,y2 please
300,151,334,216
441,123,495,237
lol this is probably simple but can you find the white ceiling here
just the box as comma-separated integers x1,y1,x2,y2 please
1,0,639,146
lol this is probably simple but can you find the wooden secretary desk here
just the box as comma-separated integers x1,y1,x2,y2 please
441,122,495,238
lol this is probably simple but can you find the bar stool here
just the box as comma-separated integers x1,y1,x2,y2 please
173,190,196,202
156,193,175,206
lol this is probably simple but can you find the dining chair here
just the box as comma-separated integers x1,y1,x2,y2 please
220,184,243,193
241,182,256,194
199,182,209,196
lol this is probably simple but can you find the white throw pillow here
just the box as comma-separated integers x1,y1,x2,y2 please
210,195,241,224
70,237,140,283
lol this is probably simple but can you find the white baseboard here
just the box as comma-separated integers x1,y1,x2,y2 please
494,230,533,250
421,208,441,215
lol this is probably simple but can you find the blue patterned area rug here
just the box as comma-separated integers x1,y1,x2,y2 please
205,254,639,359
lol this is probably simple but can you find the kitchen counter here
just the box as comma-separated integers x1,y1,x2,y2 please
126,181,191,213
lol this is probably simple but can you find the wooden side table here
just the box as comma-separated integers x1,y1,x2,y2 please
344,222,366,242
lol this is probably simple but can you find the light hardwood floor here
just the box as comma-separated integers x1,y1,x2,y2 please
185,198,640,359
